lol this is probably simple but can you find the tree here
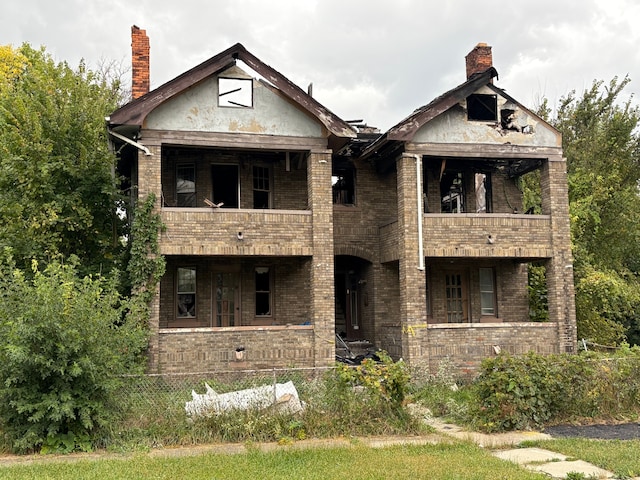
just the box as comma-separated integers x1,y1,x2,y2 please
541,77,640,345
0,44,126,275
0,254,148,453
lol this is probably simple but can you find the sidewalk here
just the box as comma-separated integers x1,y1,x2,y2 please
427,418,637,479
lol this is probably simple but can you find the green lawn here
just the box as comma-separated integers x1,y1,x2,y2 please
0,442,547,480
530,438,640,479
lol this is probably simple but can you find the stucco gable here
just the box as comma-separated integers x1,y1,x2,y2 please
413,85,561,147
145,65,325,138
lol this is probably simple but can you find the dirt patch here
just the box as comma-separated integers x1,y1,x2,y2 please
544,423,640,440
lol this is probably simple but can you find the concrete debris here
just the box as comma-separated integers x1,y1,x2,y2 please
185,380,303,417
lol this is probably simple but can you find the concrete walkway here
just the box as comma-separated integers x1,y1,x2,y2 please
427,418,637,479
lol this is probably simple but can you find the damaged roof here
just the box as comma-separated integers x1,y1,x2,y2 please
360,67,499,159
108,43,356,140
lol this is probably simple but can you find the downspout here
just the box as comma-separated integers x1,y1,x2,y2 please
106,125,152,156
414,154,425,271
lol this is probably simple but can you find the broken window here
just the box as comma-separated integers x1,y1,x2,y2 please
255,267,271,316
474,173,492,213
479,267,496,316
253,165,271,209
467,94,497,121
177,267,196,318
332,168,355,205
211,164,239,208
218,77,253,108
176,164,196,207
441,171,465,213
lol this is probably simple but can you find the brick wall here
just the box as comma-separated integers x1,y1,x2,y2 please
425,322,558,376
156,326,315,373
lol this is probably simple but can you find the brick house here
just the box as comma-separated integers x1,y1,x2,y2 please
107,27,576,375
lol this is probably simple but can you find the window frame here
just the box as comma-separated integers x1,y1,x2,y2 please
254,266,273,317
176,164,196,207
479,267,497,316
252,165,271,209
218,77,253,108
332,167,356,206
176,267,197,319
467,94,498,121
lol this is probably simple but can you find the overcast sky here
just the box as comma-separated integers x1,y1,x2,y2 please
2,0,639,130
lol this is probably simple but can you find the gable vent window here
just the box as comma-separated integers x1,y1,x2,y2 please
467,94,497,121
218,78,253,108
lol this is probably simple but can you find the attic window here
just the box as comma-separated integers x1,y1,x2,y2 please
467,94,497,121
218,77,253,108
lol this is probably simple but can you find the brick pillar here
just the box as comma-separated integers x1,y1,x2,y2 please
135,143,163,371
307,150,335,367
396,153,427,363
131,25,150,99
541,155,577,353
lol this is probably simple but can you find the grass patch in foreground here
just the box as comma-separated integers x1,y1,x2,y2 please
0,442,548,480
525,438,640,478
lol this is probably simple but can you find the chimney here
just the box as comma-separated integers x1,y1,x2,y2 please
465,43,492,80
131,25,150,99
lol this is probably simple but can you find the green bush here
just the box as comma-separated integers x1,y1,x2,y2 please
472,349,640,432
0,256,148,453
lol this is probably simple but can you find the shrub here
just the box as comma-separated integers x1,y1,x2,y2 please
0,256,148,453
472,349,640,432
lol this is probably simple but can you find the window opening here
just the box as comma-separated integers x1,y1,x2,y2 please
441,171,465,213
211,164,239,208
332,168,355,205
467,94,497,121
177,267,196,318
479,268,496,315
176,164,196,207
475,173,492,213
255,267,271,316
218,77,252,108
253,166,270,208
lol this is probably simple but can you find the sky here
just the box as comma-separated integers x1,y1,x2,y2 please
2,0,639,131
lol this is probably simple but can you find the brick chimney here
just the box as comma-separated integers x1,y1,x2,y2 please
131,25,150,99
465,43,492,80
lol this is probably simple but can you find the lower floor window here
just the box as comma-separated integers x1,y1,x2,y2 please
255,267,271,316
177,267,196,317
479,267,496,315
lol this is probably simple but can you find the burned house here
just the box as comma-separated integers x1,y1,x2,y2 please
107,28,576,374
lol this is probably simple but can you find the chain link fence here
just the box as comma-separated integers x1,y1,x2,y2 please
112,366,335,426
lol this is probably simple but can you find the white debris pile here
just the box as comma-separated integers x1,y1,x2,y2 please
185,380,303,417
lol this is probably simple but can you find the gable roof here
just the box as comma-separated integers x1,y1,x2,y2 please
108,43,355,139
360,67,499,159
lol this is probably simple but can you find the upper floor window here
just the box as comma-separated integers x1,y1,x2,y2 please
176,164,196,207
218,78,253,108
332,168,355,205
467,94,497,121
253,166,271,209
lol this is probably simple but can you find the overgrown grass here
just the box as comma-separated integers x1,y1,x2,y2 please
525,438,640,478
0,442,548,480
94,363,426,452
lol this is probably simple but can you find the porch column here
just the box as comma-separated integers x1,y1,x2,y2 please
396,153,427,363
135,141,163,372
307,150,335,367
541,155,577,353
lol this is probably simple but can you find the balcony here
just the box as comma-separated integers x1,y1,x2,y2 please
423,213,553,258
160,208,313,256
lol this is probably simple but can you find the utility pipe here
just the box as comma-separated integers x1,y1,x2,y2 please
414,154,425,271
107,128,152,156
